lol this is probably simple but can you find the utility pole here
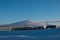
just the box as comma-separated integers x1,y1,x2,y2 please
44,20,48,28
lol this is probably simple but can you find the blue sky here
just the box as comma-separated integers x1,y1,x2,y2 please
0,0,60,24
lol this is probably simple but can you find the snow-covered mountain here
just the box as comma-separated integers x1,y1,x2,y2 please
0,20,42,27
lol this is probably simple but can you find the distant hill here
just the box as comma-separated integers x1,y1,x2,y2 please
0,20,58,31
0,20,42,27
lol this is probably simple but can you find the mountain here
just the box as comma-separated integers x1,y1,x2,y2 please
0,20,46,28
0,20,37,27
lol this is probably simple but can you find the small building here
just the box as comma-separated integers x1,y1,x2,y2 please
34,26,44,29
46,25,56,29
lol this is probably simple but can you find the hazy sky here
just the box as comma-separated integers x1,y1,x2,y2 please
0,0,60,24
